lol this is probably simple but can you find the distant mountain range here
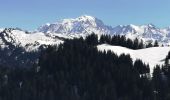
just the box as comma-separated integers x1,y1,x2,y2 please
1,15,170,52
38,15,170,45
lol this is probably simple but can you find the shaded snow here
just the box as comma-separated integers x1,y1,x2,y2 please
97,44,170,74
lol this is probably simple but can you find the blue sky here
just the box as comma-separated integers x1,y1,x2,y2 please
0,0,170,30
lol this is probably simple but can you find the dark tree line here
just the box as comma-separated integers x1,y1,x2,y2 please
0,34,166,100
99,34,144,49
99,34,159,50
150,51,170,100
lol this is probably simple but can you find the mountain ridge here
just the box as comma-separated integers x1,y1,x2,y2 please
37,15,170,45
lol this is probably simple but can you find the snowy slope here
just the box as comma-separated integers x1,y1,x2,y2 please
0,28,63,51
10,30,62,46
97,44,170,73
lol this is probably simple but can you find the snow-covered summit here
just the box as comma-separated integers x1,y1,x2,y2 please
38,15,114,36
112,24,164,43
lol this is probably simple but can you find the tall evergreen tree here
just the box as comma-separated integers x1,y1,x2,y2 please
154,40,159,47
146,42,153,48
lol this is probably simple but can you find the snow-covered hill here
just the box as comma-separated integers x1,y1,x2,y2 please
38,15,170,45
0,28,63,51
97,44,170,73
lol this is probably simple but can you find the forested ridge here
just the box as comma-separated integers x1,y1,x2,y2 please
0,34,168,100
99,34,159,49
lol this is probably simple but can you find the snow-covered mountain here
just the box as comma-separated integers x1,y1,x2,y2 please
38,15,170,45
112,24,170,45
38,15,114,38
97,44,170,74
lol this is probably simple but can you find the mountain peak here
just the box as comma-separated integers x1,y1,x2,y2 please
58,15,96,23
77,15,96,21
147,23,156,28
38,15,111,35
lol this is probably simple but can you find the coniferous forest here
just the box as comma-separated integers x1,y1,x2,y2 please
0,34,169,100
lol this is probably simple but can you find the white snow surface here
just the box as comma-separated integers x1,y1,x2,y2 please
0,29,63,51
97,44,170,74
11,30,62,46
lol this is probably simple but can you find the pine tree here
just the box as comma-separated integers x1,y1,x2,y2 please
133,38,139,49
152,65,168,100
138,39,144,49
154,40,159,47
85,33,98,46
146,42,153,48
